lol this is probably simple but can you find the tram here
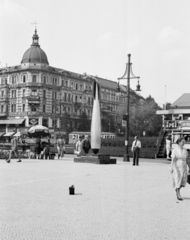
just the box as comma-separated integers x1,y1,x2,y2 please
68,131,116,144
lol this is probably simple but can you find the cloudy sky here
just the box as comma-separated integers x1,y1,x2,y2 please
0,0,190,107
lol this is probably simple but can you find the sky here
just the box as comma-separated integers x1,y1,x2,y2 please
0,0,190,107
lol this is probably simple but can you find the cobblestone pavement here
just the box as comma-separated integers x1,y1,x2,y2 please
0,156,190,240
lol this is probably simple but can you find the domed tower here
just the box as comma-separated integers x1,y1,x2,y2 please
21,29,49,66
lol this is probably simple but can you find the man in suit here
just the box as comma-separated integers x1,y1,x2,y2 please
131,136,141,166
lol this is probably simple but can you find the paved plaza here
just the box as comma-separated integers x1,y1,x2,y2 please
0,155,190,240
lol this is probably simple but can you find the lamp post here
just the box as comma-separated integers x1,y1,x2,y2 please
117,54,141,162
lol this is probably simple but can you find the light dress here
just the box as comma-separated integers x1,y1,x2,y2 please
75,140,83,155
171,146,188,189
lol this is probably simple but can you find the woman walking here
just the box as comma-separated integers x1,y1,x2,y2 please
171,138,189,200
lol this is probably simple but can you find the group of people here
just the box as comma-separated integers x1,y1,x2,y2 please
74,135,91,156
5,131,190,201
5,135,66,163
130,134,190,202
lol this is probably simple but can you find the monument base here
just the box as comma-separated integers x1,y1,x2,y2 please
74,154,117,164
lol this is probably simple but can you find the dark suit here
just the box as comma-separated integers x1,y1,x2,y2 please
133,147,140,165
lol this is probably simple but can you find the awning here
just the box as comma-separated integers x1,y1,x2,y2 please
0,119,25,125
14,132,21,137
0,132,5,137
4,132,15,137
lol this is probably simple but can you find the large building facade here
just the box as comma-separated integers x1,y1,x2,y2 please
0,30,144,136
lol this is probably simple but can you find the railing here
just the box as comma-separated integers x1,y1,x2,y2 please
155,129,165,157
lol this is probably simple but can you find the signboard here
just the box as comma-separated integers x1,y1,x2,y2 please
163,120,178,129
180,121,190,129
122,120,127,127
29,118,39,126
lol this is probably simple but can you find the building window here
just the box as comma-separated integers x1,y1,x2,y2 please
71,82,73,89
11,104,16,112
22,104,25,112
43,90,46,98
65,81,68,87
52,106,56,113
42,118,48,127
23,89,26,97
12,76,16,84
80,84,83,91
64,92,67,102
55,92,57,99
68,93,70,102
43,105,46,112
31,89,37,96
76,83,78,90
32,75,37,83
62,79,64,87
31,105,37,112
23,75,26,83
53,78,58,86
1,105,3,112
2,91,4,98
12,90,16,98
52,119,57,128
43,76,47,84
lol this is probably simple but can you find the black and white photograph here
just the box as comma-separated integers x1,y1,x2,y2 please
1,0,190,239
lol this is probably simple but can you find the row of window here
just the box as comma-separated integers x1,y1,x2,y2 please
9,104,92,116
1,75,92,91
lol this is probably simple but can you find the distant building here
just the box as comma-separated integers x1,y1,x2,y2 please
157,93,190,130
0,29,144,136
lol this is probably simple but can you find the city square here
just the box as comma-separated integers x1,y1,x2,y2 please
1,156,190,240
1,0,190,239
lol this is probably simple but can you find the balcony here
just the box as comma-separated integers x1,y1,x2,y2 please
0,111,8,117
27,95,40,105
0,97,8,102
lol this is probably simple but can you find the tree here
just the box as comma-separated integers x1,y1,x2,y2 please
60,113,73,134
116,95,162,137
77,111,91,131
101,111,116,132
129,95,162,136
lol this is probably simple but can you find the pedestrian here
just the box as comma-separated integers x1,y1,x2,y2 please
6,135,21,163
170,137,189,201
131,136,141,166
82,135,91,154
57,136,65,160
74,135,83,156
35,136,41,159
19,138,29,159
166,136,171,160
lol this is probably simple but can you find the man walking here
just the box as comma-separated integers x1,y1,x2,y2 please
131,136,141,166
6,135,21,163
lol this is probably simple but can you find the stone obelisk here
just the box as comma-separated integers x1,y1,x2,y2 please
91,79,101,154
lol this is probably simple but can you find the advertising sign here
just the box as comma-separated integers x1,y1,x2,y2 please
122,120,127,127
29,118,39,126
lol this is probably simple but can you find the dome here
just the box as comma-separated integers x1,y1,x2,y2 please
21,29,49,65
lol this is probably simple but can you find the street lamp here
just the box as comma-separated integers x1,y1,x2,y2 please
117,54,141,162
